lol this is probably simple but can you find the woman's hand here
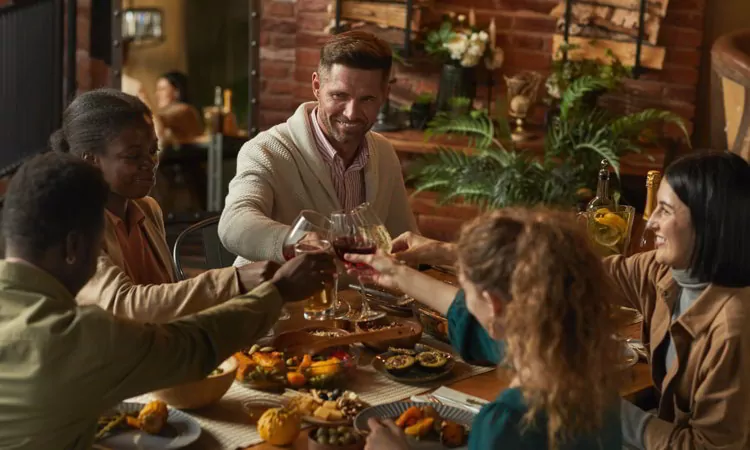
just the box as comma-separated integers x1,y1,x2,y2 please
344,251,406,292
391,232,457,267
364,418,410,450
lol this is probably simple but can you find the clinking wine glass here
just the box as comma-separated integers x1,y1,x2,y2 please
330,212,386,322
351,202,392,253
282,210,350,320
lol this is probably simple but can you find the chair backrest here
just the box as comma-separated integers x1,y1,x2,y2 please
172,215,236,280
711,29,750,160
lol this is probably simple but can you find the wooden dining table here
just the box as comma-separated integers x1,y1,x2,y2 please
242,269,653,450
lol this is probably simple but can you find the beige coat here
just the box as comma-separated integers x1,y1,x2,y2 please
219,102,419,264
605,251,750,449
76,197,241,322
0,260,282,450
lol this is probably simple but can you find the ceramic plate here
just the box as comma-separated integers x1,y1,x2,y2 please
354,401,474,449
372,345,455,385
97,402,201,449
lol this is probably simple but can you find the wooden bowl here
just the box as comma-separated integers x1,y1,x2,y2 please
412,303,450,344
151,356,237,410
355,317,423,353
308,427,365,450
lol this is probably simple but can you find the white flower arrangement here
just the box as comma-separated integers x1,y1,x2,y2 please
425,16,501,69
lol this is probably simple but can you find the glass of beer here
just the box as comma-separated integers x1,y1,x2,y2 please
294,239,336,321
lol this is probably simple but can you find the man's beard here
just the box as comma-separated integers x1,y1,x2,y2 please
321,112,368,145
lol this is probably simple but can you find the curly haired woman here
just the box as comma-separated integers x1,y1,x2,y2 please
348,208,622,450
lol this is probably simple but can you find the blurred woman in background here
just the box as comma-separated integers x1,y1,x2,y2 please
153,71,203,144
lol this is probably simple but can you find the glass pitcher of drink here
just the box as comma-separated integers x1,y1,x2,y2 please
294,239,336,321
578,205,636,256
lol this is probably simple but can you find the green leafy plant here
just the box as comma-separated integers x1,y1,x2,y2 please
545,44,631,103
414,93,434,105
409,70,691,210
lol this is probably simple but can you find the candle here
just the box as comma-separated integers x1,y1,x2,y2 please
469,8,476,27
489,18,496,50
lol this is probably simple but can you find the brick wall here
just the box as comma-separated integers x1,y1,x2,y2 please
259,0,707,137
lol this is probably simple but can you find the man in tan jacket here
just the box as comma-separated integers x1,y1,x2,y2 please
0,153,335,449
219,31,418,264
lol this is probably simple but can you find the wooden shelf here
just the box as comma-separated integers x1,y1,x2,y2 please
379,128,665,177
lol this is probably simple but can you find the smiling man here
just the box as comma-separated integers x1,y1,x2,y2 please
219,31,418,263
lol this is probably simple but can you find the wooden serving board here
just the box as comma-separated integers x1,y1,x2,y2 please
553,34,666,70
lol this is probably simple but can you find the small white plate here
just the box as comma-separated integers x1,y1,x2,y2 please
97,402,201,449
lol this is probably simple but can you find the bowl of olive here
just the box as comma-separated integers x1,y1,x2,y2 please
308,425,365,450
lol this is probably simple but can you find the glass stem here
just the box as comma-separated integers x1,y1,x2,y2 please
357,279,371,316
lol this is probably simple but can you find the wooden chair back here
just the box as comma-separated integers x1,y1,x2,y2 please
711,29,750,159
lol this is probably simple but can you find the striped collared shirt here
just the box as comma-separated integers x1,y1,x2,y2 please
309,107,369,211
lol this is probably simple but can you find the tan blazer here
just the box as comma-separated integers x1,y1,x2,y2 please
76,197,241,323
605,251,750,449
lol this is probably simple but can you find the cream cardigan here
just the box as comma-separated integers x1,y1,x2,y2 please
219,102,419,263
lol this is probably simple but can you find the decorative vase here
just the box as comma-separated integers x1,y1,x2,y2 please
410,102,434,130
436,63,477,112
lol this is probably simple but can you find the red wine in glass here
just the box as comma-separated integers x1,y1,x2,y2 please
282,244,296,261
332,236,376,270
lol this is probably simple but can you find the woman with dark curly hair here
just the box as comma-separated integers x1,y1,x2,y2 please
348,208,622,450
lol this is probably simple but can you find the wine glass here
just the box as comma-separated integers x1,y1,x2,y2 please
281,210,350,320
329,211,386,322
281,210,331,261
351,202,392,253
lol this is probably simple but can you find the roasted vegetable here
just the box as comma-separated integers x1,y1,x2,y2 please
440,421,467,448
252,351,285,370
394,406,423,428
286,371,307,387
235,351,255,381
405,417,435,438
135,401,168,434
309,357,341,376
416,351,448,371
298,354,313,371
384,355,416,374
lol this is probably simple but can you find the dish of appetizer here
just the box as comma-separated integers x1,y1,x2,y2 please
96,400,201,449
235,342,359,391
355,402,473,449
372,345,455,384
287,389,369,425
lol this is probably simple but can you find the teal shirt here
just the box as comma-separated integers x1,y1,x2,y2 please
447,290,622,450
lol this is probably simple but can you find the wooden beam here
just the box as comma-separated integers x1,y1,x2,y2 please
553,34,665,70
